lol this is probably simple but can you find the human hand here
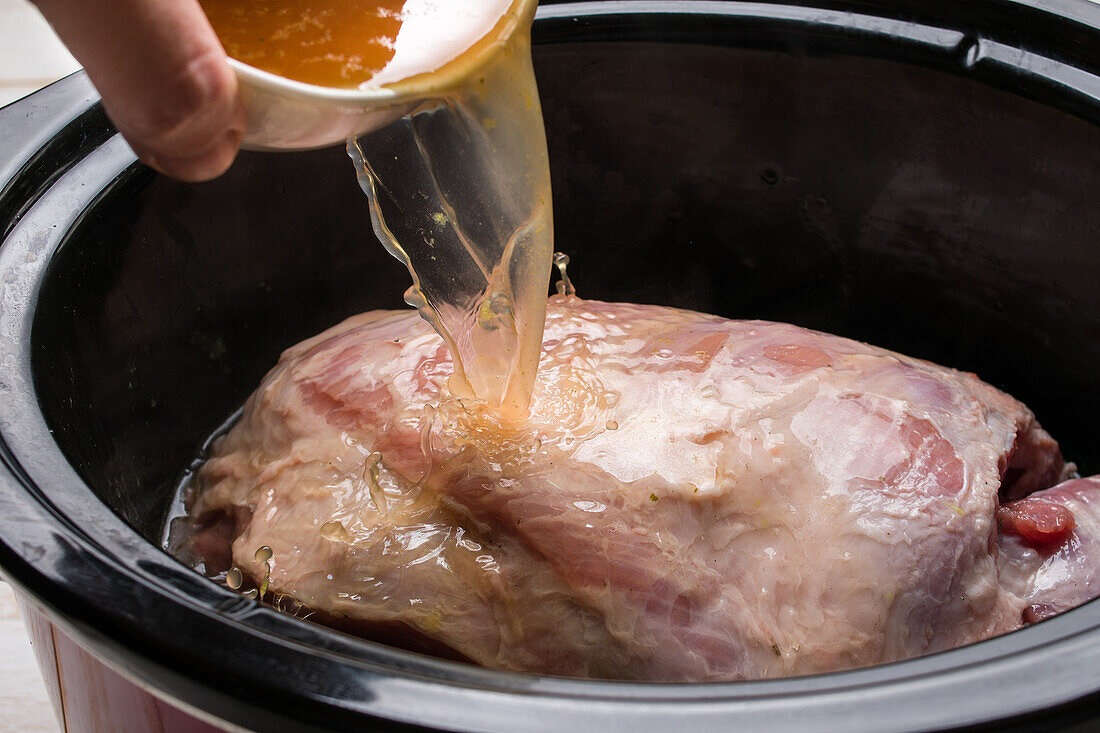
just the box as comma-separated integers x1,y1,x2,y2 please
34,0,245,181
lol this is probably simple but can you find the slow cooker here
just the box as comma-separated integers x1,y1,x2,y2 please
1,0,1099,730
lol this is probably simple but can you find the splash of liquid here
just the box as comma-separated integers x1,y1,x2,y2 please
347,1,551,420
553,252,575,297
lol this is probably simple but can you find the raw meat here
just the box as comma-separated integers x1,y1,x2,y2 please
998,477,1100,624
183,296,1097,680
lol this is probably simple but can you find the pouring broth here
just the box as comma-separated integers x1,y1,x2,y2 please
201,0,552,419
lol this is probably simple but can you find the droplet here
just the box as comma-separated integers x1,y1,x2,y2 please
226,567,243,590
254,545,273,563
605,420,619,430
321,520,352,543
242,589,259,600
701,385,719,399
959,35,981,70
553,252,576,296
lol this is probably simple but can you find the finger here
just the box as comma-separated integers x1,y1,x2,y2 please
34,0,245,181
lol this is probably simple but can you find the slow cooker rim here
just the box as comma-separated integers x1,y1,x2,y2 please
2,1,1100,731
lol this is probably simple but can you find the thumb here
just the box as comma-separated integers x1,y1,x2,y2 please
35,0,245,182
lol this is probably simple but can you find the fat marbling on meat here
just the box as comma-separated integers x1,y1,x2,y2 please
183,296,1096,680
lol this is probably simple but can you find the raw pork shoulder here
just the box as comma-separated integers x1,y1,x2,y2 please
185,297,1098,680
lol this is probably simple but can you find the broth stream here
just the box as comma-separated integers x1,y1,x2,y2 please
201,0,552,419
